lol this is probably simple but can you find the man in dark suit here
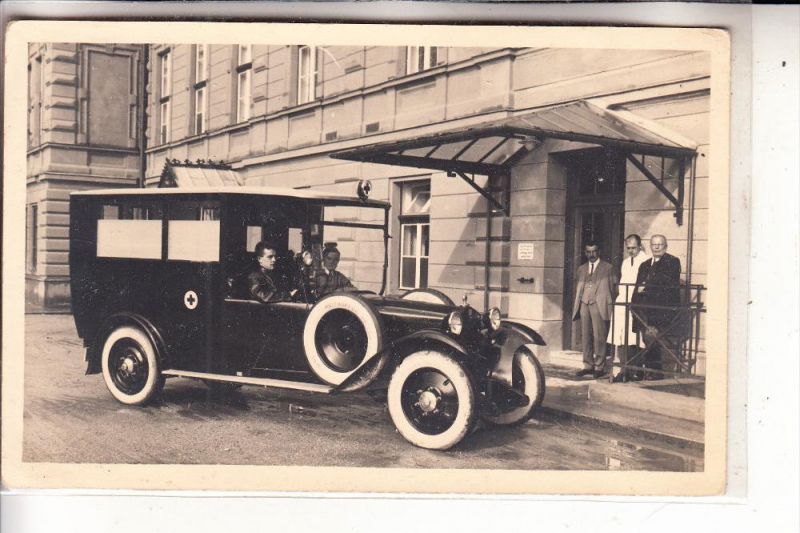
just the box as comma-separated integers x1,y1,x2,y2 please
315,244,356,297
633,234,682,379
247,241,297,303
572,241,618,379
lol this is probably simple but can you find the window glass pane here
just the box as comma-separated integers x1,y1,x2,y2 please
246,226,263,251
401,180,431,215
196,44,207,82
419,258,428,288
102,205,120,219
401,257,416,288
97,220,162,259
402,224,417,256
429,47,438,67
298,46,315,104
168,220,220,262
237,70,250,122
195,88,205,133
238,45,251,65
420,224,429,257
406,46,423,75
288,227,303,253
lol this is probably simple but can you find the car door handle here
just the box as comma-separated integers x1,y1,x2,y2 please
517,277,535,284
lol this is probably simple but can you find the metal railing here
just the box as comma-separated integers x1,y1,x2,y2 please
608,283,706,382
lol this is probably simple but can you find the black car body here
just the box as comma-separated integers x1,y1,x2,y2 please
70,186,546,449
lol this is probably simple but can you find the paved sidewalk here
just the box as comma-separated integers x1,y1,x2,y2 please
539,359,705,449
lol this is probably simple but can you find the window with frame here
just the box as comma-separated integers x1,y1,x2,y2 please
398,180,431,290
26,203,38,273
297,45,317,105
97,203,164,260
235,45,252,123
193,44,209,135
405,46,438,75
158,49,171,144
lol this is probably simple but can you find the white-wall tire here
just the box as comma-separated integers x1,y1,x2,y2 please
101,325,163,406
481,346,545,426
303,293,384,390
387,350,476,450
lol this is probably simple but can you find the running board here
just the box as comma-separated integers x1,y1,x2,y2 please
161,369,333,394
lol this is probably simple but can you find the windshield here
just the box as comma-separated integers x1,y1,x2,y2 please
319,204,388,294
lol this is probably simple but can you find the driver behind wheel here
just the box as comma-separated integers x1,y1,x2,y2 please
248,241,298,303
315,244,356,297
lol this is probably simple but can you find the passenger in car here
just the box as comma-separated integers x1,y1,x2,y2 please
315,244,355,297
248,241,297,303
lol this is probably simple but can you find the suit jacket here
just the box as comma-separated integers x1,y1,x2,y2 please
571,259,617,321
315,269,355,297
633,253,681,329
247,267,291,303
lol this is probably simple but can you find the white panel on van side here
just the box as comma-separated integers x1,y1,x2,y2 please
97,220,162,259
168,220,220,262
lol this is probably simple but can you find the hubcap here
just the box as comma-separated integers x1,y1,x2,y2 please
401,368,460,435
108,339,149,395
315,309,368,372
416,390,439,412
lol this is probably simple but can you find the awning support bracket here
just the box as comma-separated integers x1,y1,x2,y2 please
452,170,509,216
626,153,685,225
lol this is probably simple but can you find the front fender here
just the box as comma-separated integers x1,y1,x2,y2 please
490,321,546,387
500,320,546,346
85,312,168,375
332,329,469,393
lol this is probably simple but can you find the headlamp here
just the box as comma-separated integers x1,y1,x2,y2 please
447,311,463,336
488,307,502,331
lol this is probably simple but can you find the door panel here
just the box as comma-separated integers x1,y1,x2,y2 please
221,300,311,374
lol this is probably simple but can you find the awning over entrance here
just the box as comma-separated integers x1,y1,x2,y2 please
159,159,244,188
330,100,697,221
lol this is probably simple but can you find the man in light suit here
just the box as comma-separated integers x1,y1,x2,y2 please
572,241,618,378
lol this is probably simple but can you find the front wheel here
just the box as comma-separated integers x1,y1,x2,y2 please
101,325,164,406
481,346,545,426
387,351,476,450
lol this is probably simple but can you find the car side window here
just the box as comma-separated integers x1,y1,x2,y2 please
167,202,220,263
96,203,163,260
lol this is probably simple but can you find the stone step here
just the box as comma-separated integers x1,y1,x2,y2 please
539,362,705,447
538,399,705,450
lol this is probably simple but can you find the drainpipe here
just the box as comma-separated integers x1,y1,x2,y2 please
483,174,493,313
138,44,149,188
686,154,698,287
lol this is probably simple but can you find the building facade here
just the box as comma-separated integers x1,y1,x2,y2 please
28,43,710,370
26,43,145,309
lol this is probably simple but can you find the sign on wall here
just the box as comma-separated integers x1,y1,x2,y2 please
517,242,534,261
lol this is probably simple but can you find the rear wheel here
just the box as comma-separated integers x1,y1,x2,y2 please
101,325,164,405
387,351,476,450
481,346,544,426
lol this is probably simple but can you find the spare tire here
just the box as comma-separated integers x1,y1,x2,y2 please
303,293,385,390
400,288,455,306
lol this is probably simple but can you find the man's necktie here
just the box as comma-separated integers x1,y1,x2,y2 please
631,257,634,266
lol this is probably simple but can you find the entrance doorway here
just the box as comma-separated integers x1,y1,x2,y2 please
561,148,626,351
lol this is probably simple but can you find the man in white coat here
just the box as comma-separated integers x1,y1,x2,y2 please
608,234,650,382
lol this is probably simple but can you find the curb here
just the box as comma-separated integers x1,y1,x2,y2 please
537,405,704,451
